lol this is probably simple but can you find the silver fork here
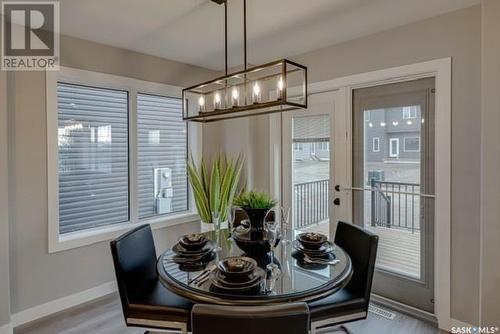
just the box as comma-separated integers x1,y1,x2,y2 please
303,255,340,265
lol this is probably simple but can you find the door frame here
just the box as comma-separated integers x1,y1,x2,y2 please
269,58,451,330
273,90,348,241
389,138,400,157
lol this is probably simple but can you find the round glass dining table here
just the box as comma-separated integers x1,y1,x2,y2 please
157,229,352,305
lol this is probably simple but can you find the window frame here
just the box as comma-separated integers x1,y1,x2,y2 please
402,106,417,119
404,136,421,152
372,137,380,152
389,138,399,157
47,67,201,253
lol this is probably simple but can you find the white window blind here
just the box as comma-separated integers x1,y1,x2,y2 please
137,93,188,219
57,82,129,234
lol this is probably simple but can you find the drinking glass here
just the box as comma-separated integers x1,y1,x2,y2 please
279,206,291,245
212,211,222,253
264,217,280,274
227,206,237,239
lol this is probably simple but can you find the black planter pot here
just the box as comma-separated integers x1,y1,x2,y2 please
233,207,279,254
241,207,270,234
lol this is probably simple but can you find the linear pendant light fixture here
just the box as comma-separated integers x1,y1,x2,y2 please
182,0,308,123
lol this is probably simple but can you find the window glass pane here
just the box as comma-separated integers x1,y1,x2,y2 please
137,93,188,219
57,82,129,234
404,137,420,152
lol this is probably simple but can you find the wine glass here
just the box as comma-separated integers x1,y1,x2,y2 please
212,211,222,254
279,206,291,245
264,213,280,274
227,206,238,239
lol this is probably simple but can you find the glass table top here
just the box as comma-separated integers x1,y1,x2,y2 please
157,229,352,305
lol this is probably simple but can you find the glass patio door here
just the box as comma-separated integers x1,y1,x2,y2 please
282,90,347,241
352,78,435,312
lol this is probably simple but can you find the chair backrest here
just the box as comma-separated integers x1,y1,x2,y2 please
191,303,310,334
110,224,157,317
334,221,378,305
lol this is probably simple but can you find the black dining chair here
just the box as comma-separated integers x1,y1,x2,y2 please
110,224,192,334
191,302,310,334
309,221,379,334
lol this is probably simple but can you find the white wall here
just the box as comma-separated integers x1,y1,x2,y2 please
0,66,12,330
7,35,216,318
204,6,483,325
480,0,500,327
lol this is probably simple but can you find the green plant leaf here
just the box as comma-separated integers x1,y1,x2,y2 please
210,156,221,214
187,158,211,223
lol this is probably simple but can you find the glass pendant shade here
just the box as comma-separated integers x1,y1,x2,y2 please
182,59,307,122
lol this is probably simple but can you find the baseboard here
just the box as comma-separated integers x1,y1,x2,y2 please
0,323,13,334
370,293,438,325
11,281,117,328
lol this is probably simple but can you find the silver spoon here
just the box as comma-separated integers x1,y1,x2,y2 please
303,256,340,265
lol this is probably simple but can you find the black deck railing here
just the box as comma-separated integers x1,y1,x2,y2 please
371,179,421,232
294,179,329,229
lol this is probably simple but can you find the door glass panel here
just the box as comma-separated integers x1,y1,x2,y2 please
292,114,330,237
352,78,435,312
364,106,422,279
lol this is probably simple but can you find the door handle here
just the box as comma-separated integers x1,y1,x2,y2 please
333,198,340,205
334,184,340,192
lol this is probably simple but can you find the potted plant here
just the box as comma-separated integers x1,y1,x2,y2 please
187,154,244,232
233,191,277,233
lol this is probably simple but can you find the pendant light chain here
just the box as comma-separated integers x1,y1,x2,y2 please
224,1,228,76
243,0,247,71
184,1,307,122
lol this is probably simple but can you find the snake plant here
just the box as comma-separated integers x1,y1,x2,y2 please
187,154,244,223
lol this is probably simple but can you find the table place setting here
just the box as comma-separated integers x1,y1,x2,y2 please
164,233,216,270
292,232,339,269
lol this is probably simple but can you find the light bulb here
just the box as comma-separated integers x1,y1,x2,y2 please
198,96,205,112
253,82,261,96
214,92,221,109
407,120,412,125
231,87,239,106
380,122,386,127
252,82,261,103
368,122,373,128
277,77,284,100
392,121,399,126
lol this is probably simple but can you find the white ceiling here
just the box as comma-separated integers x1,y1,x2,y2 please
60,0,480,70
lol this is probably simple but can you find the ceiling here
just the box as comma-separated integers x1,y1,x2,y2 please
60,0,480,70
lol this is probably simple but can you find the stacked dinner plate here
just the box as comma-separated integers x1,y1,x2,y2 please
292,232,336,269
209,257,265,294
170,234,215,269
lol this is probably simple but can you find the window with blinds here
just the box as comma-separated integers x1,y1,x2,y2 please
137,93,188,219
57,82,129,234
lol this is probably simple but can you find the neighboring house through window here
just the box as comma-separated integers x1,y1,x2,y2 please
389,138,399,157
402,106,418,119
372,137,380,152
404,137,421,152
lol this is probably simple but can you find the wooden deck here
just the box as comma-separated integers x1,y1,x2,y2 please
299,222,420,279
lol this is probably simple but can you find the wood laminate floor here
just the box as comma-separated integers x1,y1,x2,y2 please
14,293,443,334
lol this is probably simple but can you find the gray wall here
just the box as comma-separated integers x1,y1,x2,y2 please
480,0,500,327
204,6,482,325
7,35,216,315
0,65,11,328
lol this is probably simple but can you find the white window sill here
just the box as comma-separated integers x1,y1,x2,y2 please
48,211,200,253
